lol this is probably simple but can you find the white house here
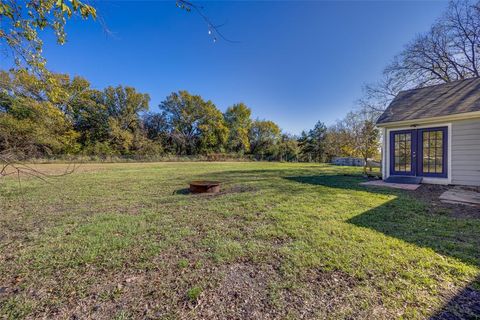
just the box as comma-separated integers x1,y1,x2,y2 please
376,78,480,186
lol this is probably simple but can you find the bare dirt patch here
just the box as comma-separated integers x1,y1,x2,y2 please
413,185,480,218
34,261,380,319
195,263,281,319
194,263,381,320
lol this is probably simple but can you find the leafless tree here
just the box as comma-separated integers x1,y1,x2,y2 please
357,74,408,118
360,0,480,118
176,0,237,43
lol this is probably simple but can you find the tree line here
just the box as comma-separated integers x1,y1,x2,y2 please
6,0,476,165
0,69,379,162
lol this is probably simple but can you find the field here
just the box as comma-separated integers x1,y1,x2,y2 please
0,162,479,319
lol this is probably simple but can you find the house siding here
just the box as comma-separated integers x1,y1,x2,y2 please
451,119,480,186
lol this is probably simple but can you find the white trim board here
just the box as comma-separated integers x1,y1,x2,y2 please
377,111,480,128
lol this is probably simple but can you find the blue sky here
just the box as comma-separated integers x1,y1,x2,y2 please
7,1,448,134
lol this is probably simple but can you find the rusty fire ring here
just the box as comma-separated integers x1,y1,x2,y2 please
189,180,221,194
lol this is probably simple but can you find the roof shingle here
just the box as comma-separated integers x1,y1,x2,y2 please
376,77,480,124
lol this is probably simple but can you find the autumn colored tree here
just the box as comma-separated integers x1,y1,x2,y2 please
0,0,96,72
197,102,229,154
102,86,150,154
0,70,80,157
224,103,252,154
322,110,380,170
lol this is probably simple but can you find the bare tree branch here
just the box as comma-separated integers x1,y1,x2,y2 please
176,0,238,43
358,0,480,119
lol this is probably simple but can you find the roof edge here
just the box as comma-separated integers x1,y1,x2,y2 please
376,110,480,128
395,77,480,95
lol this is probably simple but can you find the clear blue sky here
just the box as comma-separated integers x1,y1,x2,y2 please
17,1,449,134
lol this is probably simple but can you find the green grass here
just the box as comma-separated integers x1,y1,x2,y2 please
0,162,478,319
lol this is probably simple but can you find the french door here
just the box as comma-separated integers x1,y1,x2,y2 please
390,127,448,178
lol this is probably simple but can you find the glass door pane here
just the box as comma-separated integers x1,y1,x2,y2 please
393,132,412,173
421,129,444,175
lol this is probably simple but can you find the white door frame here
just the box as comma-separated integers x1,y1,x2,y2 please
382,123,452,185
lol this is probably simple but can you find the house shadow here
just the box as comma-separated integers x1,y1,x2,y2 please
194,170,479,316
285,174,383,193
284,174,479,266
429,274,480,319
197,171,479,267
285,174,480,318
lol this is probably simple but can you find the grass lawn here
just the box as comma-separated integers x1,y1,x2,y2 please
0,162,479,319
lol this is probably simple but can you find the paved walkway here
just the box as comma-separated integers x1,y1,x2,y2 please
361,181,480,206
440,188,480,206
360,180,421,191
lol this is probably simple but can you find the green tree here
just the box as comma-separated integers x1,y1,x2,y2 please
102,86,150,154
197,102,229,154
324,125,353,161
297,131,311,162
69,89,111,153
358,119,380,174
249,120,281,160
1,0,96,72
224,103,252,154
1,69,301,161
159,91,228,155
55,76,112,153
278,134,300,162
143,113,169,141
310,121,327,162
298,121,327,162
103,86,150,130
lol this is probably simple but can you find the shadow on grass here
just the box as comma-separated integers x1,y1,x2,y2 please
173,188,191,195
282,174,480,267
284,174,480,318
197,168,372,195
284,174,387,193
192,169,480,316
199,170,479,266
429,275,480,319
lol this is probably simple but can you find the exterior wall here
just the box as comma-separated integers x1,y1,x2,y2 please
380,117,480,186
451,118,480,186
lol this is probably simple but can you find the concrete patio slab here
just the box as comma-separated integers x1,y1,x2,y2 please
439,188,480,206
360,180,421,190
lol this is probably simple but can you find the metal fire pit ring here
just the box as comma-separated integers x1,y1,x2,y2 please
189,180,221,194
